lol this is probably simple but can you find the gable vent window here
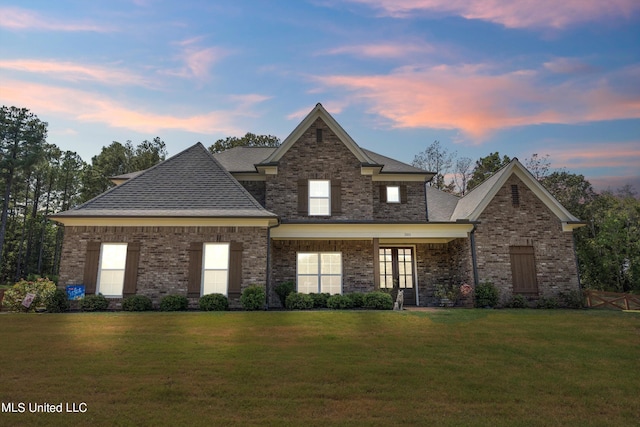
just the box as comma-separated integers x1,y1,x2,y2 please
511,185,520,207
316,128,323,143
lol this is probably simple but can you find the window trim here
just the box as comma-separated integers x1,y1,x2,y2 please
201,242,230,296
308,179,331,216
96,243,128,298
296,252,342,294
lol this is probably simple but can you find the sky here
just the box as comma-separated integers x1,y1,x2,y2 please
1,0,639,192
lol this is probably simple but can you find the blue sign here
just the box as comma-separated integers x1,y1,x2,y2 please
66,285,85,300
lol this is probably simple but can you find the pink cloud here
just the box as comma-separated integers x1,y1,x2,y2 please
348,0,640,29
163,39,230,81
0,79,265,136
321,42,434,58
0,59,154,87
0,7,114,32
545,143,640,169
313,64,640,140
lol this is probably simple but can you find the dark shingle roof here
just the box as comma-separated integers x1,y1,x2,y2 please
213,146,430,175
54,143,276,218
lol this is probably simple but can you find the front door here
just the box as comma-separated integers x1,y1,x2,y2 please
379,247,416,305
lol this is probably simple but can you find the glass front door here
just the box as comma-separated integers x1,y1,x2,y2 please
379,247,416,305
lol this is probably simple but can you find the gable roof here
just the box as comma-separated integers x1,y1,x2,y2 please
427,158,581,225
261,103,379,166
51,143,276,219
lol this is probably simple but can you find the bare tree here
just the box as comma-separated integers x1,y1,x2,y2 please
412,140,456,191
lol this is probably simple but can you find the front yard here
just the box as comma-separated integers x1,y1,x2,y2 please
1,309,638,426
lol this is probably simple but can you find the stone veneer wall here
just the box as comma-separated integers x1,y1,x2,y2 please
265,118,374,221
474,174,580,303
373,181,428,221
58,225,268,309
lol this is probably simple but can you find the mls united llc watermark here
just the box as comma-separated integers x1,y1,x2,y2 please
2,402,87,413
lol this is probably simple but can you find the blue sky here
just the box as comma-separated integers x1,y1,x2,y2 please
1,0,639,192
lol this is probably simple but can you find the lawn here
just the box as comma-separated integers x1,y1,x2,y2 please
1,309,638,426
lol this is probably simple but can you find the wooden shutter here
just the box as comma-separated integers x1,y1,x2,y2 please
379,185,387,203
510,246,538,294
400,185,408,204
373,238,380,289
83,241,101,294
123,242,141,297
228,242,243,299
297,179,308,215
187,242,203,298
331,180,342,215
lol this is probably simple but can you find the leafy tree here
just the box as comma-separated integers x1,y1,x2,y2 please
467,152,511,191
541,171,596,219
412,140,456,191
208,132,281,154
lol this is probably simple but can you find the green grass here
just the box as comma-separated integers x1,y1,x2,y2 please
1,310,638,426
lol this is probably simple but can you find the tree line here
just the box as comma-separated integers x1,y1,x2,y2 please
1,106,638,292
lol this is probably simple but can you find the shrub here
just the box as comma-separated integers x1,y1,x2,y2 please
123,295,153,312
2,278,57,312
475,281,499,308
309,293,330,308
81,294,110,311
285,292,314,310
559,290,584,309
274,281,295,307
46,288,70,313
363,291,394,310
537,296,559,309
327,294,353,309
160,294,189,311
241,285,265,311
508,294,528,309
345,292,364,308
199,293,229,311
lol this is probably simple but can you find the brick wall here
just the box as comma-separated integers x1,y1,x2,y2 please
58,225,268,309
474,175,580,303
239,181,266,207
373,181,428,221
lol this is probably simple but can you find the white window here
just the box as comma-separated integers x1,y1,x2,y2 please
202,243,230,296
309,180,330,216
386,186,400,203
297,252,342,294
97,243,128,297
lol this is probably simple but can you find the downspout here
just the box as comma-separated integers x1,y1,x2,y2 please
265,219,281,309
424,182,429,221
470,224,479,288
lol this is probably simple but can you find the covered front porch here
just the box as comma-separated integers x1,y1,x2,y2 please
267,222,476,308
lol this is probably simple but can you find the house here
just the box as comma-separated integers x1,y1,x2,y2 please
50,104,583,308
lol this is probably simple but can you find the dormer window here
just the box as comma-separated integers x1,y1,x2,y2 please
386,186,400,203
309,180,330,216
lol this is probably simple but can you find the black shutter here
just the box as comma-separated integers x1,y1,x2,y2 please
298,179,308,215
331,180,342,215
83,241,101,294
188,242,203,298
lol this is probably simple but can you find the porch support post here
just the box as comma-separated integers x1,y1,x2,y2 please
470,225,479,287
373,238,380,289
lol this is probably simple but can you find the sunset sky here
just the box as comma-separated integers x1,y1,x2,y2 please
1,0,639,192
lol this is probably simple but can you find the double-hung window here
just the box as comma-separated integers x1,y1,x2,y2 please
308,180,330,216
386,186,400,203
202,243,230,296
297,252,342,294
97,243,128,297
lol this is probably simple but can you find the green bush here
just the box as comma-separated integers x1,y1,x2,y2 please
537,296,559,309
363,291,394,310
285,292,314,310
274,281,295,307
559,290,584,309
475,281,500,308
46,288,70,313
346,292,364,308
81,294,110,311
508,294,528,308
160,294,189,311
199,293,229,311
123,295,153,311
241,285,265,311
309,293,330,308
327,294,353,309
2,278,57,312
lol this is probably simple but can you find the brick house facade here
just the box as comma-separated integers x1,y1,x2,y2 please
52,104,583,308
